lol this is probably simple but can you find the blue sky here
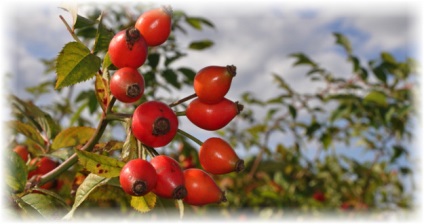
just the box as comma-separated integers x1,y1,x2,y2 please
1,0,422,156
0,0,423,219
0,0,422,166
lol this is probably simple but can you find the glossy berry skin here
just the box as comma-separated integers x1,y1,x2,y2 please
110,67,145,103
119,159,157,196
199,137,244,175
131,101,178,147
13,145,29,162
135,6,172,47
183,168,226,206
108,28,148,69
28,157,58,189
194,65,236,104
186,98,243,131
150,155,187,199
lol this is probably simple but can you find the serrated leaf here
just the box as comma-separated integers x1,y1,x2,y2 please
21,193,67,218
333,33,352,55
10,95,61,139
7,121,45,147
93,13,114,53
364,91,387,107
188,40,214,50
130,192,156,213
95,74,109,112
51,127,96,150
6,152,28,193
63,174,110,219
76,150,125,178
55,42,101,89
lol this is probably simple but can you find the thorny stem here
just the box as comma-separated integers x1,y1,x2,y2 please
169,93,197,107
35,97,117,187
59,15,83,44
177,129,203,146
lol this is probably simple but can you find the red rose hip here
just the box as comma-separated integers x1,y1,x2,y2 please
150,155,187,199
119,159,157,196
131,101,178,147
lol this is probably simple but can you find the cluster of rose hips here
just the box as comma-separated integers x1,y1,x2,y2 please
108,6,244,206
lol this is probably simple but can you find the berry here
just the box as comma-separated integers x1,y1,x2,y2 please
131,101,178,147
110,67,145,103
183,168,226,206
135,6,172,46
150,155,187,199
28,157,58,189
119,159,157,196
194,65,236,104
186,98,243,131
108,27,148,69
199,137,244,174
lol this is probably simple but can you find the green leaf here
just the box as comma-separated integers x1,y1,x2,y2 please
76,150,125,178
333,33,352,55
7,121,45,147
364,91,387,107
185,16,214,30
372,64,387,83
162,69,181,89
21,193,67,218
55,42,101,89
320,132,332,150
178,67,196,83
288,105,297,119
6,152,28,193
391,145,407,163
147,53,160,69
130,192,157,213
289,53,317,67
10,95,61,139
93,13,115,53
381,52,397,65
51,127,96,150
63,174,110,219
188,40,214,50
102,52,116,72
60,4,95,29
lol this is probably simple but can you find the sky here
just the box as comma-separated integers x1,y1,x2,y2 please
0,0,423,221
0,1,421,155
0,0,422,163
